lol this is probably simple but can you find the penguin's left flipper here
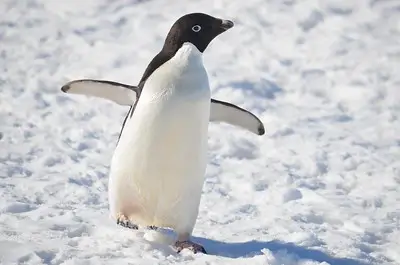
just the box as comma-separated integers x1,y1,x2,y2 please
210,98,265,136
61,79,265,135
61,79,139,106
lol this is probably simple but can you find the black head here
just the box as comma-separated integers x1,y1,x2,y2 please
136,13,233,88
162,13,234,54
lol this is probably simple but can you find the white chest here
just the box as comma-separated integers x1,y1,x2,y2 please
117,43,211,155
109,43,211,228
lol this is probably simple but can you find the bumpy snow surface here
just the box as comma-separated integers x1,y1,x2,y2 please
1,0,399,264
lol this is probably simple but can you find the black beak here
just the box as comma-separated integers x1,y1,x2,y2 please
220,19,234,30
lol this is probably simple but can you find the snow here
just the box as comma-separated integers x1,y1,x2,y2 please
0,0,399,264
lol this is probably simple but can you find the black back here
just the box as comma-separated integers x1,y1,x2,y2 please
118,13,234,140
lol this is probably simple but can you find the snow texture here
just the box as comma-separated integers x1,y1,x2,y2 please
0,0,399,264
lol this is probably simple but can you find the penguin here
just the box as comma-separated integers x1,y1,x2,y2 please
61,13,265,254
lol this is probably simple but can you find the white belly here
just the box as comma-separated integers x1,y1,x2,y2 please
108,43,210,233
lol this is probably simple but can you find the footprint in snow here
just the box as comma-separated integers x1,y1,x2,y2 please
34,250,56,264
67,224,90,238
3,202,37,213
282,188,303,203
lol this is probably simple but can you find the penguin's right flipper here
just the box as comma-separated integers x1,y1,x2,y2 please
61,79,138,106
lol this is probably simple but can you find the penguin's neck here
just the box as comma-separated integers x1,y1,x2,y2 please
170,42,204,69
141,42,209,99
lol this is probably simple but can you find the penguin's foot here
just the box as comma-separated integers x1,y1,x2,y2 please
116,215,138,230
174,240,207,254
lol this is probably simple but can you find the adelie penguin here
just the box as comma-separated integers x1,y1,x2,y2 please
61,13,265,254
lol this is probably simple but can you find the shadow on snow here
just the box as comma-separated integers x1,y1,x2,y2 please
193,237,371,265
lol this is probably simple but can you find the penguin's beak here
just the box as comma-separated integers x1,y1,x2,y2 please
220,19,234,31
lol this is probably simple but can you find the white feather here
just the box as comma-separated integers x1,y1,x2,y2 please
108,43,210,238
210,99,264,135
61,79,137,106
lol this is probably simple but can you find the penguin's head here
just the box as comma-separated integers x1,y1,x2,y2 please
163,13,234,53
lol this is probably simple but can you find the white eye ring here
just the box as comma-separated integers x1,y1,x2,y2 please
192,25,201,32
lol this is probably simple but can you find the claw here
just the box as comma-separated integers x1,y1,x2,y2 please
116,215,138,230
175,240,207,254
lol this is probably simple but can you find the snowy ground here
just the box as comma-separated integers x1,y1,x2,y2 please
1,0,399,264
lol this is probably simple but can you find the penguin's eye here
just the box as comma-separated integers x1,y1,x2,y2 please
191,25,201,32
